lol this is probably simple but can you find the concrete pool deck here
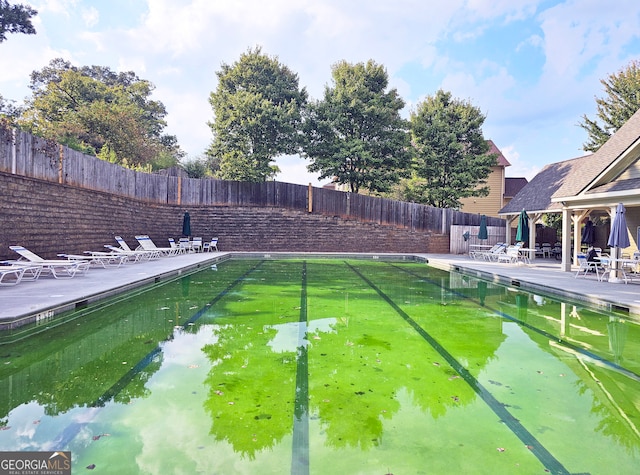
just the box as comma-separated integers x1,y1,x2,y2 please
2,252,640,330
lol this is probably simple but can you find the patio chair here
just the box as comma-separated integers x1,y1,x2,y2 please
8,246,90,279
168,238,185,255
202,237,219,252
178,237,191,253
191,237,203,253
534,244,543,258
574,253,602,280
135,235,177,256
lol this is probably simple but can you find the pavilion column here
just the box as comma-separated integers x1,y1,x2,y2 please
561,208,572,271
505,217,515,245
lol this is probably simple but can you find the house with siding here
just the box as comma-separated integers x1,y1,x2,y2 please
459,140,527,218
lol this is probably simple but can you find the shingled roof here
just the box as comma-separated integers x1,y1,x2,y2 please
500,106,640,215
488,139,511,167
504,177,528,198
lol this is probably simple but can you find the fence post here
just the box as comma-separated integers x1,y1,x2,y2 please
308,183,313,213
441,208,447,234
11,128,16,174
58,144,64,184
177,175,182,206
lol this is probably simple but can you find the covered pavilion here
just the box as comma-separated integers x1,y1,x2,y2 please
499,107,640,272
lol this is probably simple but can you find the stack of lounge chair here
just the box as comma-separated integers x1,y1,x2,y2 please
1,234,221,288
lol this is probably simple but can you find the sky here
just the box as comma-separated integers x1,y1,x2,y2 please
1,0,640,187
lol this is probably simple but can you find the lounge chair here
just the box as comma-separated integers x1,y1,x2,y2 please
57,252,129,268
0,263,42,284
202,237,219,252
474,243,506,261
111,236,160,260
497,245,523,264
8,246,90,278
0,264,32,286
135,235,177,256
470,243,503,260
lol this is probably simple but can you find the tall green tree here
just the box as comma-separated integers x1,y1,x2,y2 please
579,60,640,152
0,93,20,120
19,58,182,167
0,0,37,43
302,60,410,193
207,46,308,181
409,89,495,209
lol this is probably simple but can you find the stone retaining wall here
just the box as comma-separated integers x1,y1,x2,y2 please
0,172,449,260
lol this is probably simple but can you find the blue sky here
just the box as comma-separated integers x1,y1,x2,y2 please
1,0,640,186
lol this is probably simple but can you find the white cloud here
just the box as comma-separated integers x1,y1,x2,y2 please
81,6,99,27
33,0,80,16
157,86,213,159
501,145,539,180
274,155,326,187
3,0,640,187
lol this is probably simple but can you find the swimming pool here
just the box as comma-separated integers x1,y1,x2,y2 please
0,258,639,474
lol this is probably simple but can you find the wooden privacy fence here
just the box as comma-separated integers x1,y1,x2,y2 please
450,224,506,255
0,127,505,233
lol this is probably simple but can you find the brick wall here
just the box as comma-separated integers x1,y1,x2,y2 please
0,172,449,260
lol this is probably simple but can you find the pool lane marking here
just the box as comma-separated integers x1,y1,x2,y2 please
392,264,640,384
44,261,268,452
345,262,570,475
291,261,310,475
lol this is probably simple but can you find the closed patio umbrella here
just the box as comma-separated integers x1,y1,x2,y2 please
607,203,630,282
182,211,191,237
515,210,529,244
607,203,630,249
581,220,595,246
477,215,488,240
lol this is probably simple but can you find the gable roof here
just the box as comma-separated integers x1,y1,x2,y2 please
488,139,510,167
500,106,640,215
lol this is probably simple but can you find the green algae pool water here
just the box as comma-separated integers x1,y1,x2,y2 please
1,258,640,474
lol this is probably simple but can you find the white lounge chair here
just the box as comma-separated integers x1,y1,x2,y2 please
58,252,129,268
497,246,523,264
135,235,177,256
0,263,42,284
112,236,160,260
8,246,90,278
0,265,31,286
471,243,504,260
